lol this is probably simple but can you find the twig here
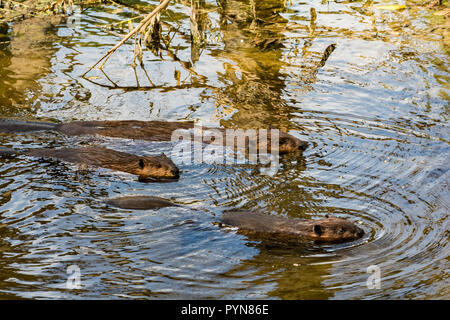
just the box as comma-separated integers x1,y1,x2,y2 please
103,0,188,38
100,69,118,88
82,0,171,76
83,76,214,91
98,5,200,82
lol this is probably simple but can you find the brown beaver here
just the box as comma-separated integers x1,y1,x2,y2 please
0,119,308,154
0,146,180,182
102,196,364,243
105,196,181,210
0,119,57,132
221,211,365,243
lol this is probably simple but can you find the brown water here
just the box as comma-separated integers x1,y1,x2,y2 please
0,0,448,299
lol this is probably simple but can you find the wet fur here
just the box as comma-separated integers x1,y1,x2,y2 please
105,196,180,210
221,211,364,243
0,119,308,154
0,119,58,132
1,146,180,181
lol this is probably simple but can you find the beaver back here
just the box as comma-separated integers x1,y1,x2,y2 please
221,211,364,243
25,146,180,180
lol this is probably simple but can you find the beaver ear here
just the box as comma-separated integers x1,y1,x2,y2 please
313,225,323,236
139,159,145,169
160,152,168,159
325,214,330,218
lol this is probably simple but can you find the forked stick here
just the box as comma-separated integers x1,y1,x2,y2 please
82,0,171,77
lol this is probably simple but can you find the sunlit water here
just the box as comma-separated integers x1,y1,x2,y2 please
0,0,448,299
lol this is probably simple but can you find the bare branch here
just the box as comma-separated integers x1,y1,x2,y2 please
82,0,171,77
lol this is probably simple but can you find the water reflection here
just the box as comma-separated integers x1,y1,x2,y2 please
213,0,293,129
0,0,448,299
0,16,62,115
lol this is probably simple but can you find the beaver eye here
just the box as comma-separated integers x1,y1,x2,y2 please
139,159,145,169
156,164,162,169
313,225,323,236
338,228,344,234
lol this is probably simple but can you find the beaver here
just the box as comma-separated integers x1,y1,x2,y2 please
0,119,308,154
0,119,57,133
103,196,364,243
221,211,365,243
105,196,181,210
0,146,180,182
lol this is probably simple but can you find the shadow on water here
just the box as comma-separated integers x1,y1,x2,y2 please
0,0,448,299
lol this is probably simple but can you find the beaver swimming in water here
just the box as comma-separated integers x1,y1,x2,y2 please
105,196,182,210
221,211,365,243
0,146,180,182
0,119,308,154
103,196,364,243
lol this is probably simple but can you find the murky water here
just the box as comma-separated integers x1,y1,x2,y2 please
0,0,448,299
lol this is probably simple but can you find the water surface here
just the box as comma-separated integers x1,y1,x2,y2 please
0,0,448,299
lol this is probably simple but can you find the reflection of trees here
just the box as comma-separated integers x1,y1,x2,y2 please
83,1,335,128
190,0,210,63
213,2,336,132
0,17,60,115
214,0,293,130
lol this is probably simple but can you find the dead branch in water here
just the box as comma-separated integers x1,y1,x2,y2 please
82,0,171,77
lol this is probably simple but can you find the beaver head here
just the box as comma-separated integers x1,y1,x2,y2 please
278,132,308,154
136,153,180,182
306,215,365,242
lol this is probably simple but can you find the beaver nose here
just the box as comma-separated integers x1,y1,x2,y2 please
298,141,308,151
171,168,180,177
357,228,365,238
